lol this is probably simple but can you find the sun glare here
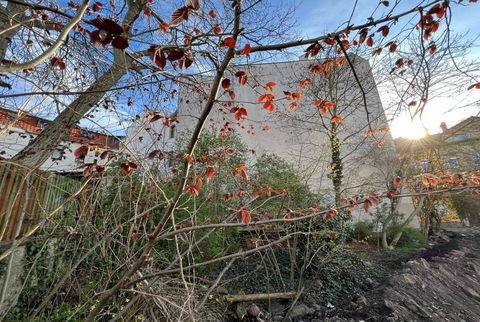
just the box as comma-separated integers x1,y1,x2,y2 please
391,116,427,139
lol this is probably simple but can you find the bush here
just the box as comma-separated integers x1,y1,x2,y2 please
351,221,375,242
387,224,427,248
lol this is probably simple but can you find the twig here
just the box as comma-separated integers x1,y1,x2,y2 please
197,258,236,310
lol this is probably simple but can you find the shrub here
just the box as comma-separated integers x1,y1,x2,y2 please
386,224,427,248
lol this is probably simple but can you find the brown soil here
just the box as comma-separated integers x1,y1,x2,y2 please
317,229,480,322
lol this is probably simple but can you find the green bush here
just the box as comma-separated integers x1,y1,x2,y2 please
387,224,427,248
350,221,375,242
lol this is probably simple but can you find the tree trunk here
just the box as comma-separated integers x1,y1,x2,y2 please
0,2,24,60
389,196,425,249
9,0,142,167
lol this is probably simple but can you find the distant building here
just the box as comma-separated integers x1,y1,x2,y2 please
126,56,416,222
0,107,121,174
395,116,480,224
395,116,480,175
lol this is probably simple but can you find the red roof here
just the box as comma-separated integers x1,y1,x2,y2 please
0,107,120,150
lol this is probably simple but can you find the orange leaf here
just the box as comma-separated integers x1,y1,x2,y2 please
366,35,374,47
186,184,200,197
205,166,216,182
230,107,247,121
393,176,402,186
213,23,221,35
331,115,343,124
241,208,250,224
288,102,299,111
299,78,312,89
265,81,276,92
208,9,216,18
235,71,247,85
221,37,236,48
422,176,430,186
243,43,251,56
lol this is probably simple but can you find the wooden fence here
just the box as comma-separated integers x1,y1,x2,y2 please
0,162,82,242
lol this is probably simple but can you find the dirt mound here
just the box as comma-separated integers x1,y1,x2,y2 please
381,234,480,321
306,233,480,322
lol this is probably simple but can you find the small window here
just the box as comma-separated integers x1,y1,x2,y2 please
79,130,95,139
169,126,175,139
5,114,16,121
444,156,459,169
167,153,173,167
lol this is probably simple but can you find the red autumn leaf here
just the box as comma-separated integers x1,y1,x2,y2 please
422,176,430,186
388,42,398,53
144,7,151,17
366,35,374,47
221,78,231,90
299,78,312,89
231,107,247,121
393,176,402,186
50,56,66,70
170,6,190,25
148,46,166,69
100,150,110,159
213,23,221,35
467,82,480,90
395,58,404,69
220,37,236,48
377,25,390,37
111,36,129,50
120,162,138,175
167,49,185,61
147,149,164,160
265,81,276,92
372,48,382,56
292,91,301,100
208,9,217,18
205,166,216,182
363,198,373,212
186,184,200,197
235,71,247,85
263,101,275,112
74,145,89,158
408,100,417,107
471,175,480,185
131,233,140,241
240,208,251,224
92,2,103,12
328,231,337,240
288,102,299,111
243,43,251,56
324,101,335,108
233,163,248,180
427,43,437,55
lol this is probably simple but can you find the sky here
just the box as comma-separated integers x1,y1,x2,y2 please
294,0,480,139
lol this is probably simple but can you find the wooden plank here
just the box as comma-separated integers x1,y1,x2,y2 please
0,165,18,241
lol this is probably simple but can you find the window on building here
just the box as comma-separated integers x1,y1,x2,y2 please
419,160,431,172
79,130,95,139
444,156,459,169
5,114,16,121
169,126,175,139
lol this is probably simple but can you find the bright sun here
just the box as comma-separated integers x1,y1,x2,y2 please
390,115,427,139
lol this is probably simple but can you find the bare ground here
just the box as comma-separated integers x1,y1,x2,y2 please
314,226,480,322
